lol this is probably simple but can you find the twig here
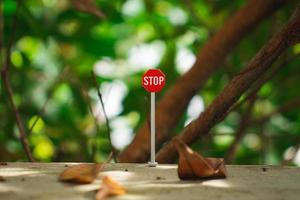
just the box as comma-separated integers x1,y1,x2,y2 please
91,151,113,182
1,73,35,161
63,69,108,162
105,151,113,163
91,71,117,163
28,67,69,135
0,0,35,161
225,95,257,163
80,86,101,161
28,98,50,134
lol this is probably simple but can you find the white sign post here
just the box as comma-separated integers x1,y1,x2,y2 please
149,92,157,167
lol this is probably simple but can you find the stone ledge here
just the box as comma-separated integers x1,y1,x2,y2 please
0,163,300,200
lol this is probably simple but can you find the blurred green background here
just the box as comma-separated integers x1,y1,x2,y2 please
1,0,300,165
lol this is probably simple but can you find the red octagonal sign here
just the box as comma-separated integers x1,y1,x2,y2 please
142,69,166,93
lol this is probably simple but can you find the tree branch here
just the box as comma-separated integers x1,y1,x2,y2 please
79,86,101,161
1,73,35,161
155,5,300,163
119,0,287,163
221,53,299,163
217,52,299,124
139,51,299,164
0,0,35,161
91,71,118,163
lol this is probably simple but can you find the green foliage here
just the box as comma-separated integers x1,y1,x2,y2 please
1,0,300,165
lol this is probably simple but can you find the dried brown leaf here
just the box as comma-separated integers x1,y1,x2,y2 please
95,176,126,200
70,0,105,19
0,162,7,165
0,176,6,182
59,163,103,184
173,138,227,180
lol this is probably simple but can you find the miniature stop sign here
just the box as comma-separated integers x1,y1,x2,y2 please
142,69,166,93
142,69,166,167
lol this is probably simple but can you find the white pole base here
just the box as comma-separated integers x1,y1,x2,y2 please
148,161,158,167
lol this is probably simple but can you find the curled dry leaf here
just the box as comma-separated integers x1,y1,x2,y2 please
59,163,103,184
95,176,126,200
70,0,105,19
173,138,227,180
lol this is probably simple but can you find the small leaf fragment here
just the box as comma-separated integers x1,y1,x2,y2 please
96,176,126,200
173,138,227,180
70,0,105,19
0,162,7,165
59,163,103,184
0,176,6,182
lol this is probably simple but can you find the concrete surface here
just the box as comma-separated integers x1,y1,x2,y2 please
0,163,300,200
